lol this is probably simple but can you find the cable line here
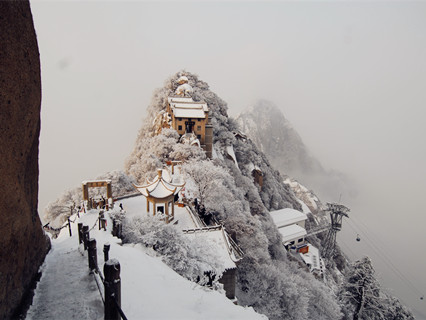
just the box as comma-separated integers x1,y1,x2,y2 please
343,214,424,298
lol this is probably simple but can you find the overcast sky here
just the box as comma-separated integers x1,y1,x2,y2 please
31,1,426,317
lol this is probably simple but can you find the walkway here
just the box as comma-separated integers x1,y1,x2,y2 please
26,217,103,319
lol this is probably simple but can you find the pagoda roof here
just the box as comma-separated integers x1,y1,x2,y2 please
134,170,185,199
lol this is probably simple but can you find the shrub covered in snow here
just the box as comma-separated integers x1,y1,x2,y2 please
122,215,225,286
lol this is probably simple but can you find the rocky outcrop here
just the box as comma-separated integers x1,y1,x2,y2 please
0,2,50,319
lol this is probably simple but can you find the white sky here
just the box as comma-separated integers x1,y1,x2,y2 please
31,1,426,317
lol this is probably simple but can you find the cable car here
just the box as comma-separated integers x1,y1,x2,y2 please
356,234,361,242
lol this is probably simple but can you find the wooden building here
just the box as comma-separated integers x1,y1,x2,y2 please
165,76,213,158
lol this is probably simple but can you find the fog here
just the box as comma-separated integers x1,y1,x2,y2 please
31,1,426,317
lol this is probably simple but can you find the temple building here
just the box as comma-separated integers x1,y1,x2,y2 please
166,76,213,158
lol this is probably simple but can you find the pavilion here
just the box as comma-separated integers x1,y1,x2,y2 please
133,169,185,223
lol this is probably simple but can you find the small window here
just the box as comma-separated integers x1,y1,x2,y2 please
197,135,201,140
290,241,295,245
298,238,303,243
197,126,201,131
178,117,182,121
197,118,201,122
178,125,182,131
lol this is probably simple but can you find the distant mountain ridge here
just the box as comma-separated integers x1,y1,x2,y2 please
235,100,356,202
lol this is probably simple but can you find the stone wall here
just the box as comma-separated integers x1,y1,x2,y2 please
0,2,50,319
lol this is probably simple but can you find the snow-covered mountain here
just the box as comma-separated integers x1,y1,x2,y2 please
42,71,414,320
124,71,346,319
235,100,356,202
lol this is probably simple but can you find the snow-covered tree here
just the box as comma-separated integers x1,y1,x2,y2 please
182,159,231,212
338,257,414,320
126,128,205,184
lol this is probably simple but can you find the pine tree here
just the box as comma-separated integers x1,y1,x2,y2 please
340,257,385,320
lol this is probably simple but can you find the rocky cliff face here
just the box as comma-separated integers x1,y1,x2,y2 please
0,2,50,319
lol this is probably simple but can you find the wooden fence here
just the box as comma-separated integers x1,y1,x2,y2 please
77,216,128,320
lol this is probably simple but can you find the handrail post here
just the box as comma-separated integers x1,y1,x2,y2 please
104,259,121,320
112,220,117,237
103,243,110,262
99,211,104,230
67,218,72,237
82,225,89,250
88,238,97,271
78,223,83,244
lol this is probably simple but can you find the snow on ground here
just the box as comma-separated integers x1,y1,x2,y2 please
27,201,265,319
26,230,103,319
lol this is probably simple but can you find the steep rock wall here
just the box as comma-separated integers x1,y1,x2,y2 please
0,2,50,319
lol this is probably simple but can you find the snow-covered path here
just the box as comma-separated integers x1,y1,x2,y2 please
26,234,103,319
27,206,265,319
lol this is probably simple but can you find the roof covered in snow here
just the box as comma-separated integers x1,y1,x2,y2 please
246,162,261,173
171,101,208,111
299,244,322,271
168,97,209,119
278,224,307,243
134,169,185,199
183,227,239,270
270,208,307,228
168,96,194,104
173,108,206,119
